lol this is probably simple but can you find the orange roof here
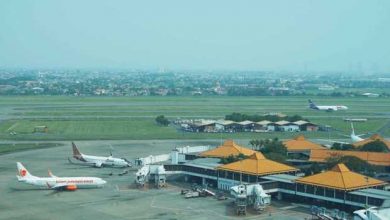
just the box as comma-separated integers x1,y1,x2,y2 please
309,149,390,166
217,152,298,176
353,134,390,150
200,140,256,158
283,135,326,151
296,163,385,191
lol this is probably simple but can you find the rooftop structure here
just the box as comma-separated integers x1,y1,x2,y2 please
293,120,309,126
217,152,298,176
309,149,390,166
255,120,271,126
238,120,254,126
283,135,326,152
199,140,256,158
296,163,386,191
275,120,290,126
353,134,390,150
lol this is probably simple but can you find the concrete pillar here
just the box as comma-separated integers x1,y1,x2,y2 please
170,150,179,164
184,175,188,182
277,192,283,200
202,177,206,186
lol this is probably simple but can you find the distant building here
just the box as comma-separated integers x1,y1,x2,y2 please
362,92,379,97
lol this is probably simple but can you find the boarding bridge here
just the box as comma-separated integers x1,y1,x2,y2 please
230,184,271,215
353,207,390,220
135,164,167,188
134,146,210,187
134,145,210,166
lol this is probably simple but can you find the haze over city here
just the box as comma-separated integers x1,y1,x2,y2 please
1,0,390,72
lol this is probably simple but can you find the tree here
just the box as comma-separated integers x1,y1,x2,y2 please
249,139,263,151
252,137,288,163
360,140,389,153
155,115,169,126
325,155,384,176
220,153,248,164
331,143,355,151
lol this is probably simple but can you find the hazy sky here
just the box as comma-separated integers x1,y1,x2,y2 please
0,0,389,72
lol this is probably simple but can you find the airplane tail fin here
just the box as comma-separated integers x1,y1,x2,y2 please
72,142,82,157
351,122,355,136
48,169,57,178
16,162,34,180
308,99,317,108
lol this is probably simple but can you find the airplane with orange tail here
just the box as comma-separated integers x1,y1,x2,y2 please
70,142,132,168
16,162,106,191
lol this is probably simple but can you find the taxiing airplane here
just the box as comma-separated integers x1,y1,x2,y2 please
70,142,131,168
308,99,348,111
349,123,365,143
319,123,366,147
16,162,106,191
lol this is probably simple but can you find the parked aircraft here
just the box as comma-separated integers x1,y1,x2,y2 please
308,99,348,111
16,162,106,191
70,142,131,168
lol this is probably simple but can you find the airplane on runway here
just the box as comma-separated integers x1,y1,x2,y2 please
320,123,366,146
70,142,132,168
16,162,106,191
308,99,348,111
349,123,365,142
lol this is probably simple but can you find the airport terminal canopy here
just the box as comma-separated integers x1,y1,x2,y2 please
283,135,326,152
353,134,390,150
200,140,256,158
309,149,390,166
217,152,298,176
296,163,386,191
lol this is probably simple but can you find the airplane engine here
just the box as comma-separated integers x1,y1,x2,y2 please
66,185,77,191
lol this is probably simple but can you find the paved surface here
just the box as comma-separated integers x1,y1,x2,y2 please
0,140,312,220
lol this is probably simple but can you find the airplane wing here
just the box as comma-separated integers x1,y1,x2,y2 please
94,162,103,168
46,182,77,191
315,139,350,146
68,157,104,167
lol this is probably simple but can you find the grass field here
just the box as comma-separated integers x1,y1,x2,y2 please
0,96,389,141
0,142,64,154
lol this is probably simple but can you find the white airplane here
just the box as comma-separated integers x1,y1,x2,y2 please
70,142,131,168
308,99,348,111
16,162,106,191
319,123,365,147
349,122,365,142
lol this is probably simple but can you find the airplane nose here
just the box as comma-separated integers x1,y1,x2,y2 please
101,179,107,185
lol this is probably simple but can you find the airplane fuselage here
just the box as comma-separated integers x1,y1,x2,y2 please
19,176,106,189
312,105,348,111
77,154,130,168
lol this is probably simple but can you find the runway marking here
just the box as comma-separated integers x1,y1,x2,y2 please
280,205,297,210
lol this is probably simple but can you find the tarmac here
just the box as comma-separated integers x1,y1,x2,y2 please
0,140,313,220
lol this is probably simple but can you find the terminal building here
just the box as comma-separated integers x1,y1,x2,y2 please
162,140,390,211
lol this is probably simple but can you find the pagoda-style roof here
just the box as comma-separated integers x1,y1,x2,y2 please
296,163,386,191
283,135,326,151
309,149,390,166
353,134,390,150
200,140,256,158
217,152,298,176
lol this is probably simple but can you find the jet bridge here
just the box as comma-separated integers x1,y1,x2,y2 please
230,184,271,215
